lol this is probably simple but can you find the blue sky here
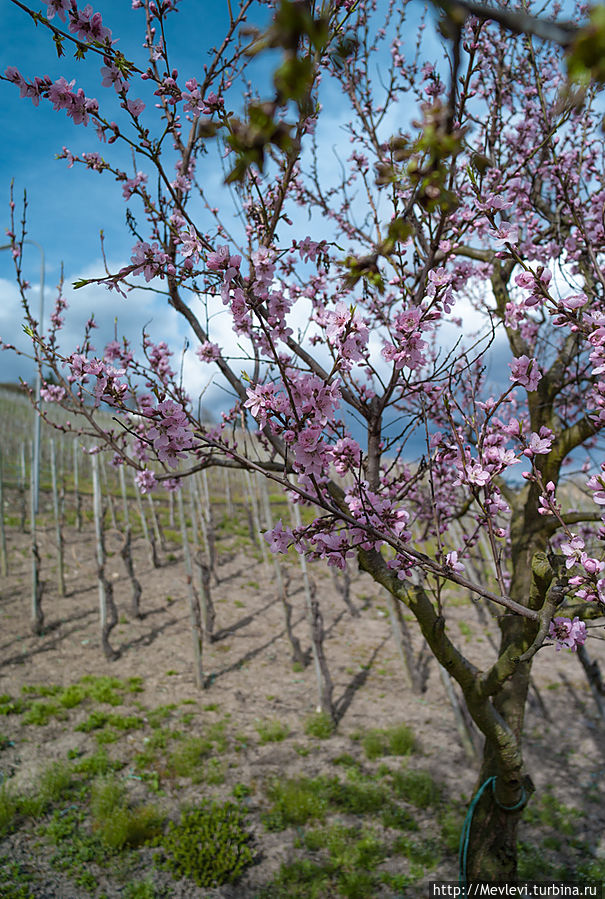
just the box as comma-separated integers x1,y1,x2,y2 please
0,0,463,427
0,1,282,397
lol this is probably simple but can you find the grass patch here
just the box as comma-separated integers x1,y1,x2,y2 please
90,775,164,850
304,712,335,740
255,718,290,744
263,777,329,830
42,807,111,891
75,710,145,734
0,854,35,899
390,767,442,809
360,723,416,760
266,823,387,898
166,726,227,784
0,784,20,836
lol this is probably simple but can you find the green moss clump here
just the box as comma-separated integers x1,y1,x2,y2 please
155,802,254,888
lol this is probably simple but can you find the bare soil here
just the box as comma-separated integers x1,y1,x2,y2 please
1,486,605,897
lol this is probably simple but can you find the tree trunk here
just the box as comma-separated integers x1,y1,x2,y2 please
464,523,550,881
464,651,534,881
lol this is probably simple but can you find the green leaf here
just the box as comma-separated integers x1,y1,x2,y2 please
567,5,605,84
273,56,314,103
52,33,65,59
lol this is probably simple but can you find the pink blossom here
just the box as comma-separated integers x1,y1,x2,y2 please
147,400,195,467
561,535,585,569
445,550,465,572
207,245,231,271
549,617,587,652
196,341,220,362
46,0,70,22
101,64,128,93
129,241,168,282
509,355,542,391
264,520,293,553
488,222,519,248
244,382,276,428
330,437,361,475
135,469,157,494
40,384,66,402
523,427,553,457
121,171,147,200
69,5,112,44
179,226,203,262
126,98,145,117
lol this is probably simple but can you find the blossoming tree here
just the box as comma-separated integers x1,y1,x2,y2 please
3,0,605,881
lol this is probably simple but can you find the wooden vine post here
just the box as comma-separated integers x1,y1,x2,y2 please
72,438,83,532
133,472,159,568
177,486,206,689
0,445,8,577
50,440,65,596
118,466,142,619
92,453,118,660
291,500,334,720
29,444,43,635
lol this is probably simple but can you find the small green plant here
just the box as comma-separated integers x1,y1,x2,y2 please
154,801,254,888
304,711,335,739
74,747,124,778
76,710,144,733
360,723,415,759
390,768,441,809
0,694,27,716
324,776,388,816
22,700,67,726
0,785,19,836
122,879,158,899
441,803,464,853
90,775,163,850
167,735,213,781
0,854,35,899
263,777,329,830
393,834,440,869
232,782,253,799
255,718,290,744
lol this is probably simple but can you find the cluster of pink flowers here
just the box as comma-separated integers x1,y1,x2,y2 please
128,241,171,282
145,400,195,467
324,302,369,366
135,468,157,494
382,306,428,372
196,341,221,363
4,69,98,125
66,354,127,406
509,355,542,391
549,617,587,652
40,384,67,403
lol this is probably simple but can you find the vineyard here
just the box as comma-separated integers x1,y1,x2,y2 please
0,384,604,897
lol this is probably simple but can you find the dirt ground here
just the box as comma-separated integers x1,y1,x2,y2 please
1,486,605,897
